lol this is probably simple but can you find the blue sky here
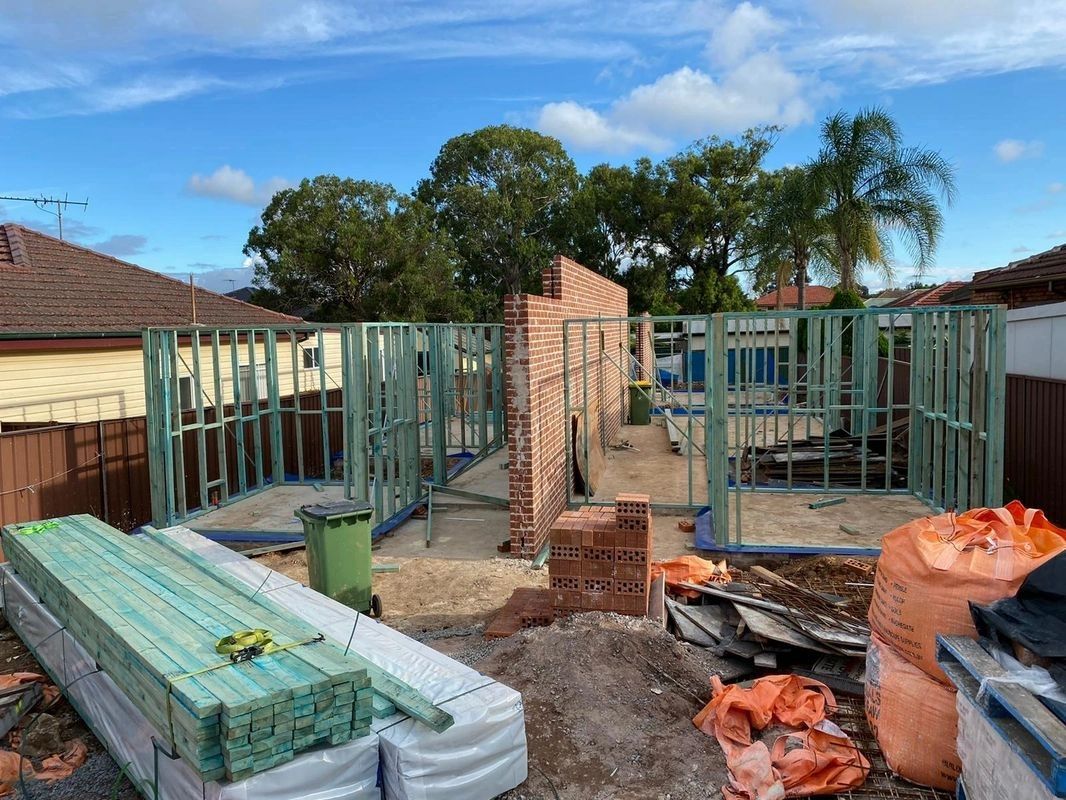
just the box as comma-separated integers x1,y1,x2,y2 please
1,0,1064,295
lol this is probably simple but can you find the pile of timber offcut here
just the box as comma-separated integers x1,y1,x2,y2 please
1,516,384,782
668,563,872,691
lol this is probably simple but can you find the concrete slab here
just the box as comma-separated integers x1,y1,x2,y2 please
380,448,510,559
594,419,927,554
188,485,342,533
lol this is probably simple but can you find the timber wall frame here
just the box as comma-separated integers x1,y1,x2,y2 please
143,323,505,532
563,305,1007,550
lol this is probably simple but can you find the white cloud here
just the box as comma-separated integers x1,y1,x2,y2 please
537,3,821,152
539,54,816,152
1049,182,1064,194
617,57,813,135
187,166,292,206
537,101,668,153
994,139,1044,162
707,2,782,66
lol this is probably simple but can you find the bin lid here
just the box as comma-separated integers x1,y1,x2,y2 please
296,499,374,521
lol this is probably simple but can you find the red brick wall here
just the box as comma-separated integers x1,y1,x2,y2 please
505,256,629,557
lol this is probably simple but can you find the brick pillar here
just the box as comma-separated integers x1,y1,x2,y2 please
634,312,653,382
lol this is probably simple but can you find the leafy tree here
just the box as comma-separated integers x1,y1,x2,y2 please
244,176,467,322
811,108,956,292
649,130,775,312
416,125,580,320
576,130,774,314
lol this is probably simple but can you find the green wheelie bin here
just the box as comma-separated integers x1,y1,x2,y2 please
629,380,652,425
294,500,381,617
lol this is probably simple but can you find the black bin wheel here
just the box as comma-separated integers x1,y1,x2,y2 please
369,594,383,618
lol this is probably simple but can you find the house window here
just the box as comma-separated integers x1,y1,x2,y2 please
178,376,194,411
302,346,321,369
238,363,268,401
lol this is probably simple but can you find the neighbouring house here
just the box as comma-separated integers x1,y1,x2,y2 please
944,244,1066,309
0,223,307,426
882,281,967,308
224,286,256,303
864,288,910,307
754,285,835,310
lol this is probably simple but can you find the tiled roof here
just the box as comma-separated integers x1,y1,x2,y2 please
885,282,967,307
0,224,302,335
754,285,836,308
970,244,1066,289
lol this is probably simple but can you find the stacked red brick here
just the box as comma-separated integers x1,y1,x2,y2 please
548,493,653,618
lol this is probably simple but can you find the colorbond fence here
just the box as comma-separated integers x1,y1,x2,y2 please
1004,374,1066,525
0,388,346,532
0,418,151,531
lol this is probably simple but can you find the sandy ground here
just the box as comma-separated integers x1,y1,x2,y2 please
256,549,549,634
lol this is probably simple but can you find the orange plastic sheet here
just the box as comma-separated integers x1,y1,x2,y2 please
694,675,870,799
0,740,87,796
651,555,729,599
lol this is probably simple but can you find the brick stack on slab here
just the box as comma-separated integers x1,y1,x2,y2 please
547,494,653,618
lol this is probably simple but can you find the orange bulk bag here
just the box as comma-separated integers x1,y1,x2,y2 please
869,502,1066,683
866,633,961,791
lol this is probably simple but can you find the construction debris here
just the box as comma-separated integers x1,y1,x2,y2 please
659,558,871,678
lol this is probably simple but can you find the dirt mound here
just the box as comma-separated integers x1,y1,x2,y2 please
477,613,729,800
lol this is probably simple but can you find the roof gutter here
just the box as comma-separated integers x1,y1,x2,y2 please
0,330,142,340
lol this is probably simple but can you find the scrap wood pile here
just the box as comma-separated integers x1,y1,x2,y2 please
743,424,908,488
0,515,452,784
658,555,873,689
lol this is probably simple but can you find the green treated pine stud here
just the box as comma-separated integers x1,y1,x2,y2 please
808,497,847,509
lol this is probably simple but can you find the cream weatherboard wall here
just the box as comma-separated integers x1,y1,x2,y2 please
0,332,345,425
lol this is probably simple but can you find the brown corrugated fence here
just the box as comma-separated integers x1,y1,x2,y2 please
0,419,152,531
1004,374,1066,525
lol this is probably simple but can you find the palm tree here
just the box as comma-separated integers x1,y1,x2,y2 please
754,166,833,309
811,108,956,291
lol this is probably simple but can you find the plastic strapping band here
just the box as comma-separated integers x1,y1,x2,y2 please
162,633,324,749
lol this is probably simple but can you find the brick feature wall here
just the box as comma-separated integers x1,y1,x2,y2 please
504,256,629,557
548,494,653,617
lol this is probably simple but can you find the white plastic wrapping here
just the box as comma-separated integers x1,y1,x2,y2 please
956,690,1056,800
159,526,528,800
0,565,381,800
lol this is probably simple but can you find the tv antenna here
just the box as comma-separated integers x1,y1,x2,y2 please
0,193,89,240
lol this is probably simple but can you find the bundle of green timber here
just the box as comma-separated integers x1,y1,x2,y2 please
3,516,376,782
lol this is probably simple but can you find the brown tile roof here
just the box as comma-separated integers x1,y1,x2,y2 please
971,244,1066,289
885,281,967,307
754,285,836,308
0,223,302,335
